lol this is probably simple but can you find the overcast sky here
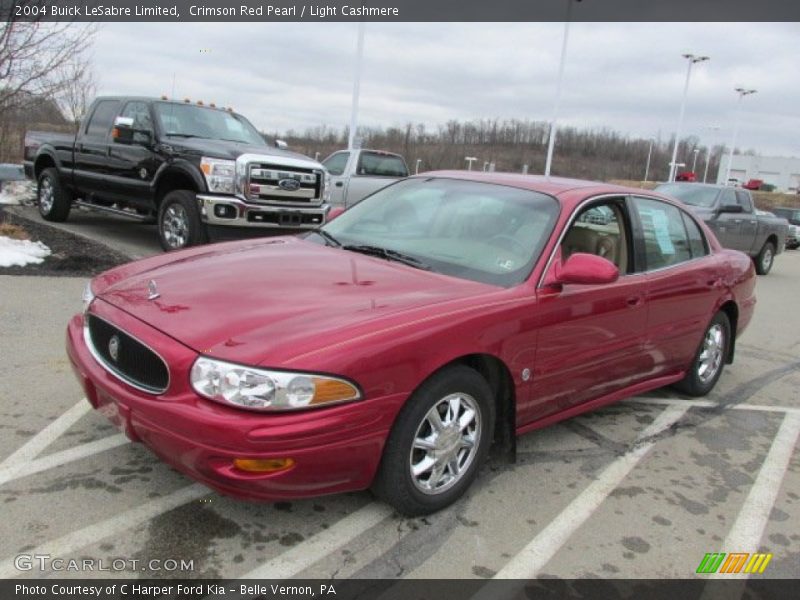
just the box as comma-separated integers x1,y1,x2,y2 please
92,22,799,158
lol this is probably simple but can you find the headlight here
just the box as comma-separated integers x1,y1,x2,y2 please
322,171,331,203
190,357,361,411
82,281,95,312
200,157,236,194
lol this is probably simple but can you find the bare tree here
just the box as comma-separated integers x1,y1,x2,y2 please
56,58,97,130
0,1,96,113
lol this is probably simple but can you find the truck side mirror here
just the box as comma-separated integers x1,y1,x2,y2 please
275,139,288,150
112,116,151,146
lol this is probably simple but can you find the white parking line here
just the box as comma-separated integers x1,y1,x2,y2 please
485,405,689,582
0,483,209,579
628,397,800,415
0,400,90,468
0,434,128,487
710,412,800,579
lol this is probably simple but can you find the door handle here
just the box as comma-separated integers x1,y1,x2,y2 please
626,295,643,307
733,219,742,224
335,182,343,187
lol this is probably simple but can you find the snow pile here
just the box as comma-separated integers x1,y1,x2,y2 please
0,180,36,205
0,235,51,267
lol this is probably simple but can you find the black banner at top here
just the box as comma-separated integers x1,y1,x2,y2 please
1,0,800,22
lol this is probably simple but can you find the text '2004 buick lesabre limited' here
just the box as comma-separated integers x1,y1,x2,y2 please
66,172,756,515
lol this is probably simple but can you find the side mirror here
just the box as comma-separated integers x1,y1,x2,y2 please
112,116,151,146
555,253,619,286
326,206,345,222
275,139,289,150
718,203,744,214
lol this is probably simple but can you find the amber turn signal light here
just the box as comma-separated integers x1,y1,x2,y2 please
233,458,295,473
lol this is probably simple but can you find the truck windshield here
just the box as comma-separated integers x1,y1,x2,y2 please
153,102,266,145
655,184,720,208
317,177,559,287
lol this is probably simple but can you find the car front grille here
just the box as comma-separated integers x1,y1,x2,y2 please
85,314,169,394
247,163,322,205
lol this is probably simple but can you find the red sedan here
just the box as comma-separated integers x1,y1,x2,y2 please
66,172,756,515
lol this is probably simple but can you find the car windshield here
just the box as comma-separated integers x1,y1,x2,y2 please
655,183,720,208
153,102,266,145
311,177,559,287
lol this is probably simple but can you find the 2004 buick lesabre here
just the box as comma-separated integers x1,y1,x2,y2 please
66,172,756,515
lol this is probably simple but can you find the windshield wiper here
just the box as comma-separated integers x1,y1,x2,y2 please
165,133,207,139
317,230,342,247
343,244,431,271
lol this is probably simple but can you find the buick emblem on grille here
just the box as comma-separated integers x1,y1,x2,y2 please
148,279,160,300
108,335,121,362
278,178,301,191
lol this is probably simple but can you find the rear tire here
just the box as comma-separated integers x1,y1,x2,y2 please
372,365,495,516
673,312,731,397
754,241,775,275
37,167,71,222
157,190,207,251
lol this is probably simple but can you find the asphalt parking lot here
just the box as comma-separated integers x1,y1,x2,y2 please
0,234,798,582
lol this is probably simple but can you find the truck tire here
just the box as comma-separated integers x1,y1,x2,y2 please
37,167,71,222
754,241,775,275
157,190,207,251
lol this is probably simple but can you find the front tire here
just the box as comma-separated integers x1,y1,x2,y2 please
372,365,495,516
755,241,775,275
37,167,71,222
673,312,731,397
157,190,207,251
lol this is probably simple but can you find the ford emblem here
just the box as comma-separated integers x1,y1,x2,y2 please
278,178,301,192
108,335,120,362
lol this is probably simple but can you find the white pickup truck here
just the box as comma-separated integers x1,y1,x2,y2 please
321,149,408,208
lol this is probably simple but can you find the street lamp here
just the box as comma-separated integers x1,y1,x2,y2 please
465,156,478,170
724,87,757,184
668,53,709,182
691,148,700,173
415,158,422,175
348,22,366,150
703,125,721,183
544,0,577,177
643,137,655,183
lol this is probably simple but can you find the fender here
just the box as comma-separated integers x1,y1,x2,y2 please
151,159,207,195
33,146,63,179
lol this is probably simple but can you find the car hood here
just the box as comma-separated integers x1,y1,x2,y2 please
94,238,497,366
164,137,319,166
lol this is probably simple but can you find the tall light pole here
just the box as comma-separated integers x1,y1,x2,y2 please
544,0,576,177
465,156,478,170
703,125,721,183
415,158,422,175
348,22,366,150
643,137,655,183
724,87,757,183
691,148,700,173
668,53,709,182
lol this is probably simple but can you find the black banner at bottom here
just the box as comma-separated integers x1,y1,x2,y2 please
2,579,797,600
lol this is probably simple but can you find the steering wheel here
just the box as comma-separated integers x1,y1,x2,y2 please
488,234,527,254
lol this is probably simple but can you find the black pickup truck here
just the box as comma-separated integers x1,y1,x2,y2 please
24,96,330,250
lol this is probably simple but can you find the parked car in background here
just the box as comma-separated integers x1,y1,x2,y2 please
322,148,408,208
675,171,697,182
655,182,788,275
24,96,330,251
67,173,755,515
772,206,800,249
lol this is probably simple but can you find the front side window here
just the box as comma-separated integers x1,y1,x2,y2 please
634,197,694,270
119,101,153,143
153,102,265,145
322,152,350,176
316,178,559,287
562,200,630,273
735,191,753,211
84,100,121,139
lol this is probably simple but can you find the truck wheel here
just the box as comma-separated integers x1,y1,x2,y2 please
673,311,730,397
754,241,775,275
371,365,495,516
37,167,71,222
157,190,207,251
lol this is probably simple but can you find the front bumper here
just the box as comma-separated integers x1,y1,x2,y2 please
66,302,404,501
197,194,329,230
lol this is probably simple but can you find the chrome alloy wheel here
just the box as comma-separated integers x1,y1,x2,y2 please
162,204,189,248
697,323,725,384
409,393,481,495
39,177,54,213
761,246,773,272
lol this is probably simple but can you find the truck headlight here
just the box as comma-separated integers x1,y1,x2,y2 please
82,280,95,312
322,171,331,203
200,157,236,194
190,357,361,411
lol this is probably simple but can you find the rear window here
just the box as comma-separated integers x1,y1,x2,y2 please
356,152,408,177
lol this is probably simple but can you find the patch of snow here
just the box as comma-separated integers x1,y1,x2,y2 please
0,180,36,205
0,235,51,267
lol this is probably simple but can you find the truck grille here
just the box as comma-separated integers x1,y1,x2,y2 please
85,314,169,394
247,163,322,206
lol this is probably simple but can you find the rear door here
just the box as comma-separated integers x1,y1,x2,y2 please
74,99,122,200
631,196,721,376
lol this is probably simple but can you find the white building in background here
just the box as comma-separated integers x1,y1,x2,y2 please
717,154,800,192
